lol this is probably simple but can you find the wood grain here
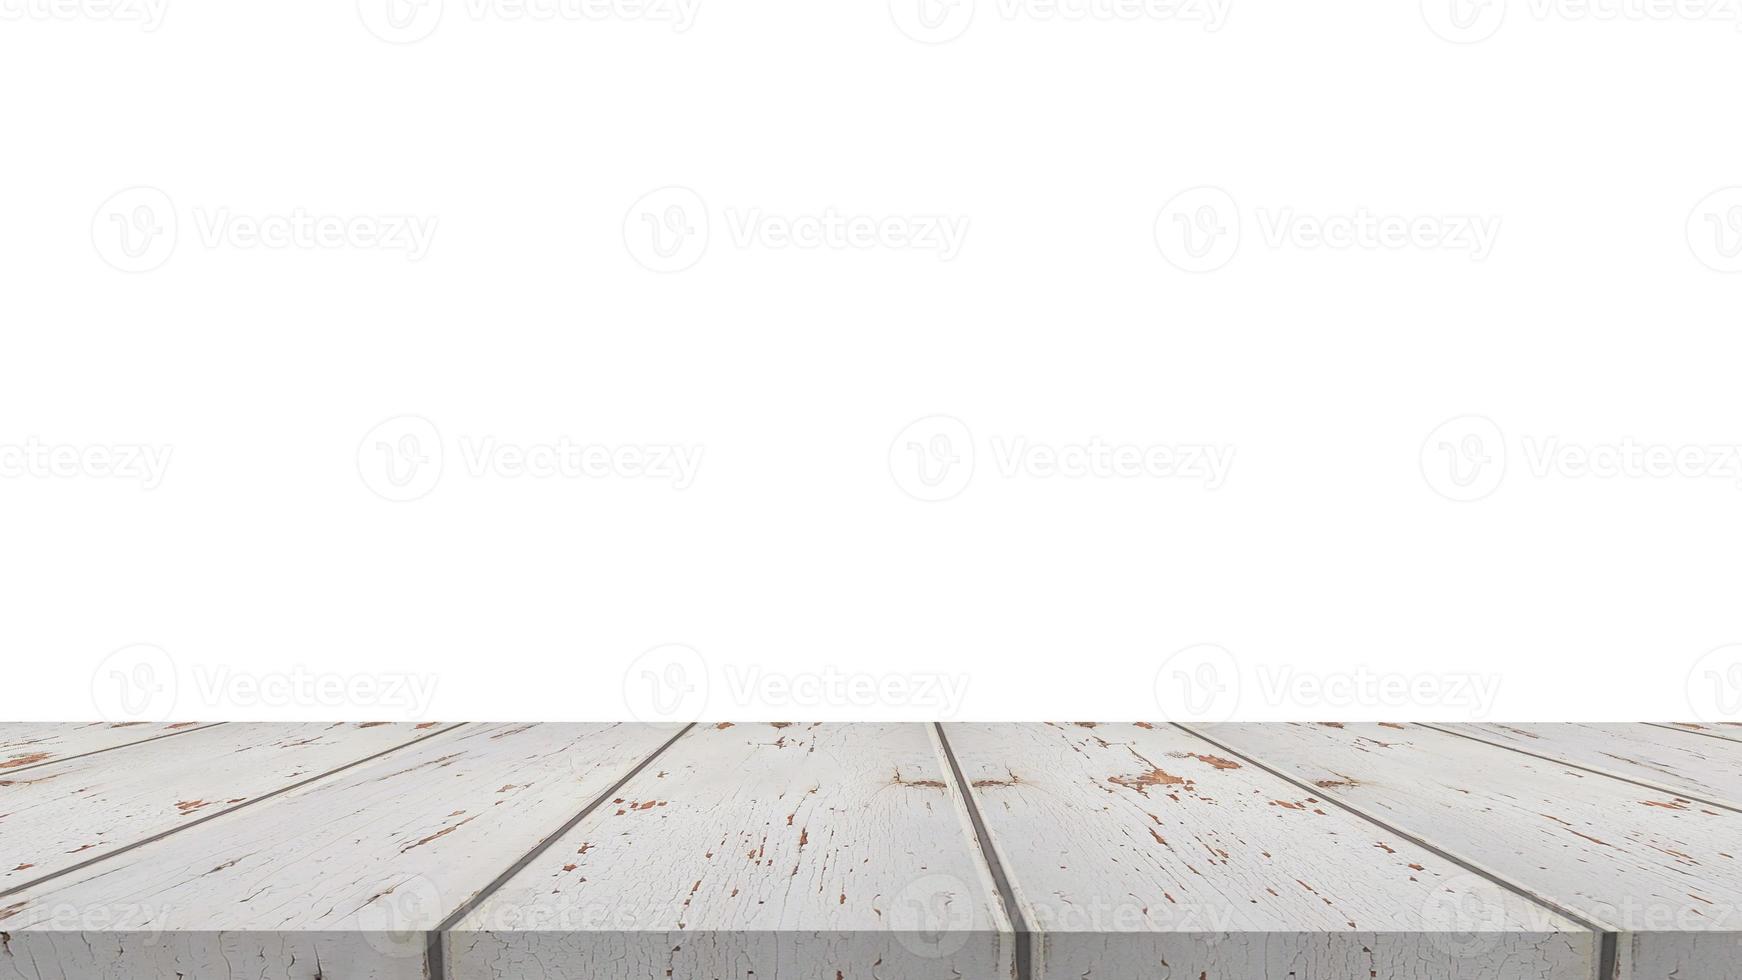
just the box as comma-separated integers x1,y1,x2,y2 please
1192,722,1742,980
1661,722,1742,745
0,723,680,980
4,722,1741,980
0,724,212,776
0,722,447,892
449,722,1014,980
1433,722,1742,810
943,722,1596,980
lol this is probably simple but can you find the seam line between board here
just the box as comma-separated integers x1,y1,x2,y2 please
0,722,226,777
1420,722,1742,815
1171,722,1622,940
934,722,1033,980
427,722,697,980
0,722,469,900
1643,721,1742,746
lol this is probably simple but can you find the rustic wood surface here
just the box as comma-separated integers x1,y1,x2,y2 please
1190,722,1742,980
1432,722,1742,809
0,723,213,775
451,722,1013,980
1,722,1739,979
0,723,681,980
0,722,445,893
944,722,1594,980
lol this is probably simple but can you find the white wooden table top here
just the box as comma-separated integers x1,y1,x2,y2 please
1,722,1738,980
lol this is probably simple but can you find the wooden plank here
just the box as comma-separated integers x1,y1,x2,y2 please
0,721,450,892
448,722,1014,980
943,722,1595,980
0,724,213,775
1660,722,1742,745
1434,722,1742,810
1193,722,1742,980
0,722,681,980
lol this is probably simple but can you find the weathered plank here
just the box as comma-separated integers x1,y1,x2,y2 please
0,724,212,775
1661,722,1742,745
1192,722,1742,980
943,722,1595,980
1434,722,1742,810
0,723,681,980
0,721,450,892
448,722,1014,980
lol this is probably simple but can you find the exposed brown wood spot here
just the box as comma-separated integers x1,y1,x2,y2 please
1187,753,1241,770
1109,768,1187,795
715,723,735,729
0,753,51,770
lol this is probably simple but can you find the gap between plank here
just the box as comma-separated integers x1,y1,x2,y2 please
0,722,469,901
0,722,224,777
1172,722,1622,945
427,722,697,980
933,722,1033,980
1644,721,1742,746
1420,722,1742,815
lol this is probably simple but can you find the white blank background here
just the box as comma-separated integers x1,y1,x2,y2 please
4,0,1740,721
